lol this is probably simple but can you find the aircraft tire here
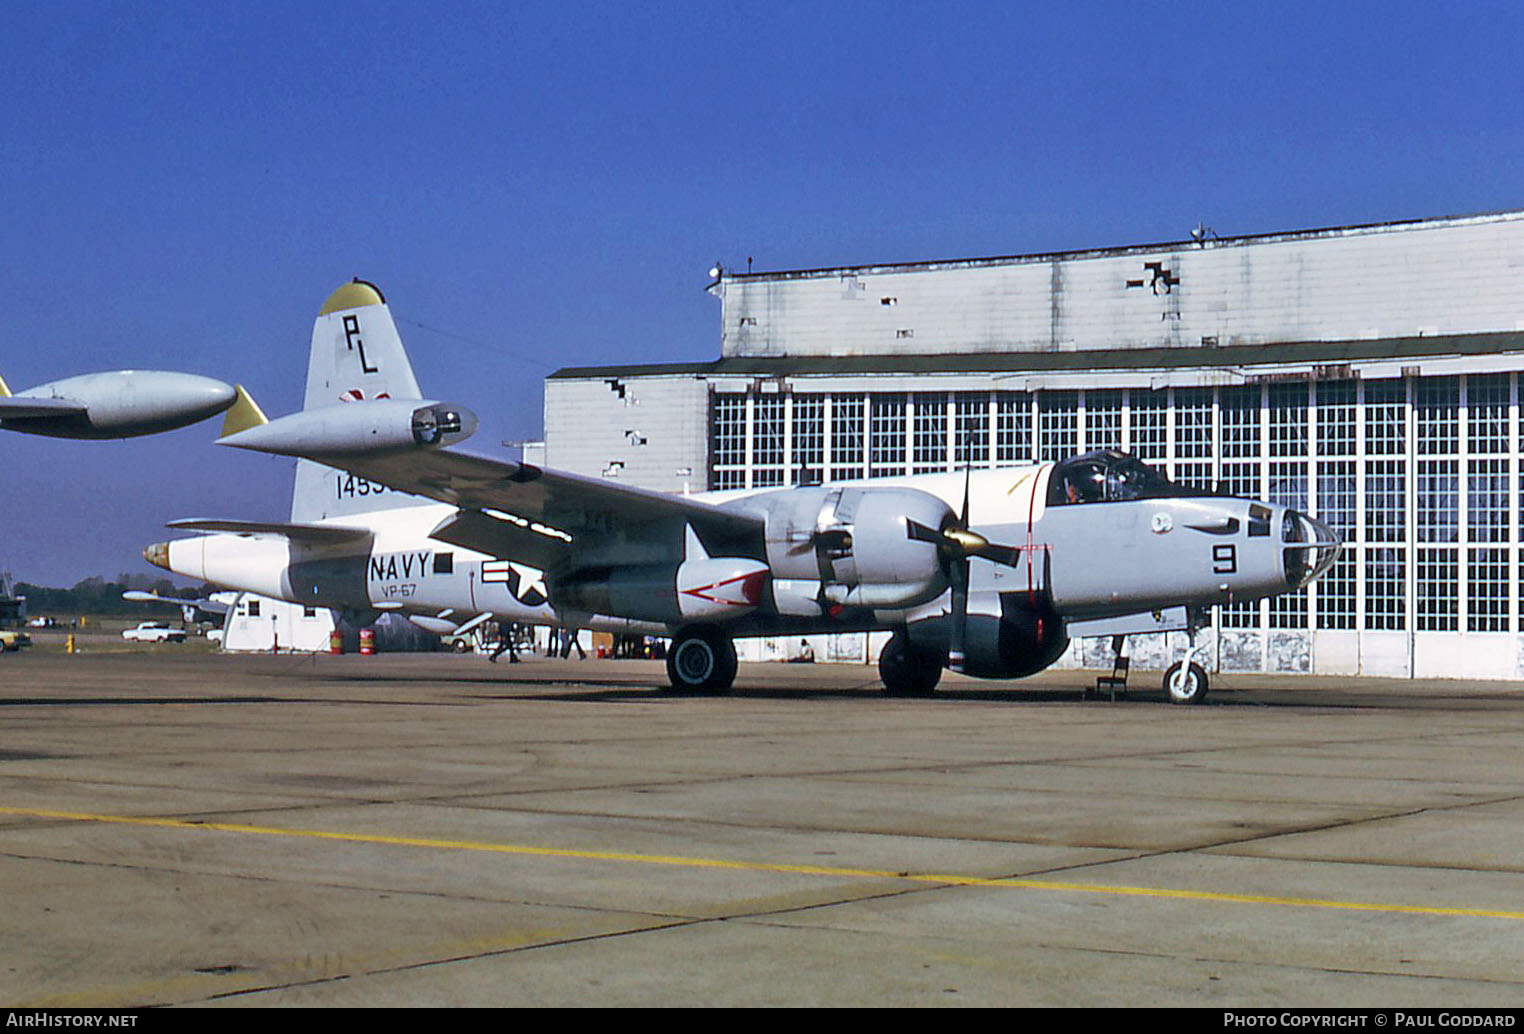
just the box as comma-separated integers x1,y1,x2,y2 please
1163,661,1209,705
664,627,737,694
878,632,942,697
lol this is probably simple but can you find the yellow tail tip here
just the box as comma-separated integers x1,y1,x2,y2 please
219,385,268,438
319,279,386,316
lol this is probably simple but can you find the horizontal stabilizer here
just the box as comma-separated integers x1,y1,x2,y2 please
165,518,373,545
0,396,88,420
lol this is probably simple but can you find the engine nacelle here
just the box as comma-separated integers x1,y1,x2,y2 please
906,594,1068,679
677,556,769,620
554,556,768,625
734,485,953,612
220,399,477,456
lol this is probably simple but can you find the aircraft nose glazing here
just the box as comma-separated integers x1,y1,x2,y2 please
1281,510,1341,589
143,542,170,571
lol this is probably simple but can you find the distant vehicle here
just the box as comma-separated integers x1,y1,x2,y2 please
121,621,187,643
0,629,33,652
26,616,56,628
442,632,477,653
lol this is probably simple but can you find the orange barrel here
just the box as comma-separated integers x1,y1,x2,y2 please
329,630,344,655
359,628,376,656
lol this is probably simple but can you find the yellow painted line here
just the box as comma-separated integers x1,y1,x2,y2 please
5,805,1524,922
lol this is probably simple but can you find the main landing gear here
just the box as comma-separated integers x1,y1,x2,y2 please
664,625,738,694
878,630,943,697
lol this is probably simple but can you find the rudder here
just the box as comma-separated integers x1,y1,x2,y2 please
290,280,428,522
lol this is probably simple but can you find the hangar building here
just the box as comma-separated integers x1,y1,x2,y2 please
539,209,1524,679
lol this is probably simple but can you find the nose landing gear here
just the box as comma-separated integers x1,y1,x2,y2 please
1163,613,1209,704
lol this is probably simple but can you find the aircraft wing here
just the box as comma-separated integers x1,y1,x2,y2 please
122,590,233,615
166,518,374,546
282,448,763,568
0,397,88,421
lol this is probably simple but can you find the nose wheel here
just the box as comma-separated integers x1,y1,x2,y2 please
1163,659,1209,704
1162,612,1209,704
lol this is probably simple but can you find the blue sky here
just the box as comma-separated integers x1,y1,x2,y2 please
4,1,1523,586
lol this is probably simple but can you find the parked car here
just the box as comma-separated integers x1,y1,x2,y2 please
0,629,32,652
121,621,187,643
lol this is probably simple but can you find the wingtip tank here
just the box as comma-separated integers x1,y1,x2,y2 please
0,370,238,439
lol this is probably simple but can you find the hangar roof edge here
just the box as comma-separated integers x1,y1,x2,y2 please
549,330,1524,381
713,208,1524,284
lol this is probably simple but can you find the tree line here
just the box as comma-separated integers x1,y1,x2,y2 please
13,574,211,618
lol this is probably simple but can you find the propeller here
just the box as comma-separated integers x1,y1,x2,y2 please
905,468,1025,673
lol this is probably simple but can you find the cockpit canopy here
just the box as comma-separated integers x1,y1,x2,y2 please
1047,450,1208,506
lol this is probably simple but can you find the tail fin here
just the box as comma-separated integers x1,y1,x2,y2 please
290,280,428,522
0,370,10,398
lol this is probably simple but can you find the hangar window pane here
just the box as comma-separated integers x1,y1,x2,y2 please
1172,387,1215,491
994,392,1033,465
1316,381,1357,457
1220,386,1261,460
912,394,948,474
1468,457,1509,544
954,393,990,467
1269,384,1308,458
1219,385,1262,500
869,394,907,478
1037,391,1077,462
1468,547,1509,632
1415,377,1459,456
1084,390,1123,453
1467,374,1509,454
1317,553,1358,630
1315,458,1357,630
1416,548,1458,631
1220,385,1267,629
792,395,825,484
1416,460,1459,544
710,394,747,490
1365,547,1406,630
1364,381,1407,549
830,394,865,482
752,394,786,487
1366,459,1407,543
1128,389,1168,462
1173,388,1213,460
1365,380,1406,455
1269,459,1309,629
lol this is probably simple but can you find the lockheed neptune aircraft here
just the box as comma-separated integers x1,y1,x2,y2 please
144,281,1340,703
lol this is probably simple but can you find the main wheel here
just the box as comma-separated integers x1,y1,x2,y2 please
664,627,737,694
878,631,943,697
1163,660,1209,705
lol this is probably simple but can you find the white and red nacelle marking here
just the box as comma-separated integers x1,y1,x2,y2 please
676,559,769,620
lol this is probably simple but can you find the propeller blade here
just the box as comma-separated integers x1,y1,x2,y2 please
906,519,944,544
948,556,969,674
971,542,1024,568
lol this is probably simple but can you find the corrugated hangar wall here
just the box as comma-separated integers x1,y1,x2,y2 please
544,210,1524,679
